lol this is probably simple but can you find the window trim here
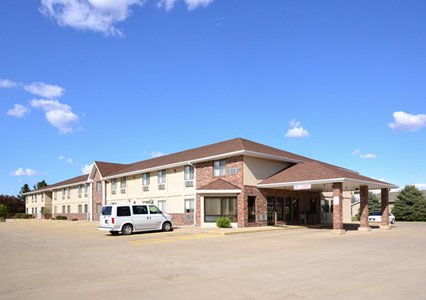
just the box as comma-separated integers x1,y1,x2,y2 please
213,159,227,177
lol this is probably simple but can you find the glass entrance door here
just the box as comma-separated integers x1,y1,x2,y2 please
267,196,275,225
284,197,299,224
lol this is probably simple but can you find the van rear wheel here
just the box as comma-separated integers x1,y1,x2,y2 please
162,221,172,232
121,224,133,235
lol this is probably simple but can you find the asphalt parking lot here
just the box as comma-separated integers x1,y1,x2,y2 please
1,220,425,300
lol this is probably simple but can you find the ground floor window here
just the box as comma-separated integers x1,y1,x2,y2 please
84,204,88,213
248,196,256,222
62,206,65,213
204,197,237,222
67,205,71,213
78,204,82,213
185,199,195,213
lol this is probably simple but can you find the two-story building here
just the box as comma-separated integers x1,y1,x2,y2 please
25,138,397,231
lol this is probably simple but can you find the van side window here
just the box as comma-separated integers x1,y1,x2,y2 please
132,205,148,215
149,205,161,214
117,206,131,217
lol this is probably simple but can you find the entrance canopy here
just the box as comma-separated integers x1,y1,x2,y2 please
257,161,398,192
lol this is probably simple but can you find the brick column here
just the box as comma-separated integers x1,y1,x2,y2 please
332,182,345,234
380,188,391,230
359,185,371,231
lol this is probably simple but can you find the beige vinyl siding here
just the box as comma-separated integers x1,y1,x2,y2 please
244,156,291,185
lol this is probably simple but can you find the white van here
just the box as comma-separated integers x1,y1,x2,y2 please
98,204,173,235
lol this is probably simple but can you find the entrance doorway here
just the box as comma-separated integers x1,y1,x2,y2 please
284,197,299,224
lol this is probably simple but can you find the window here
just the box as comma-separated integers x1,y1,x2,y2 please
184,165,194,180
66,188,70,199
248,196,256,223
62,206,65,213
96,182,102,194
84,204,88,213
158,200,166,212
120,177,126,193
78,205,82,213
67,205,71,213
276,197,284,222
41,192,44,202
111,179,117,194
101,206,111,216
62,189,65,199
142,173,150,186
310,198,318,213
54,191,57,200
35,194,37,202
54,206,57,214
78,185,82,197
84,184,89,197
117,206,131,217
31,194,34,202
185,199,195,213
149,205,161,214
213,159,226,176
158,170,166,184
132,205,148,215
204,197,237,222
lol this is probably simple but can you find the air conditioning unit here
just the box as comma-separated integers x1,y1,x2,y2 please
185,180,194,187
111,190,116,195
158,184,165,190
120,188,126,194
143,186,149,192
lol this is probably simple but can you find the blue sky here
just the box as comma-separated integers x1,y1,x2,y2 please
1,0,426,195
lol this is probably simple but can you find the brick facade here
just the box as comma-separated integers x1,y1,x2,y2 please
92,169,103,221
359,185,369,228
332,182,344,230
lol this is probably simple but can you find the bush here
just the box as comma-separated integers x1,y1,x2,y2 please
71,218,78,221
216,217,231,228
15,213,32,219
55,216,67,220
0,204,8,222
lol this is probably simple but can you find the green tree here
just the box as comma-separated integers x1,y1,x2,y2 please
33,180,48,190
392,185,426,221
0,204,8,222
18,183,31,201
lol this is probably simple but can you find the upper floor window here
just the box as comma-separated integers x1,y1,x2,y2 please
84,184,89,196
41,192,44,201
111,179,117,193
142,173,150,186
78,185,83,197
214,159,227,177
184,165,194,180
158,170,166,184
31,194,34,202
96,181,102,194
54,191,57,200
66,187,71,198
35,193,38,201
62,188,65,199
120,177,126,189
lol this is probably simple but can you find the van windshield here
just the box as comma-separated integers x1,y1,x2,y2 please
101,206,112,216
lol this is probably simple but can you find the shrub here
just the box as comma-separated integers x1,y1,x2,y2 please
55,216,67,220
0,204,8,222
71,218,78,221
216,217,231,228
15,213,29,219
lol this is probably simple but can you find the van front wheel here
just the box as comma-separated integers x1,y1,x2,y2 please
121,224,133,235
162,221,172,232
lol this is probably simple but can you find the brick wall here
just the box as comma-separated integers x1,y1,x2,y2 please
92,169,102,221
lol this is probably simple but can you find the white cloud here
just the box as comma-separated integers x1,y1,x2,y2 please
285,119,310,138
184,0,213,10
7,104,30,118
24,82,64,98
157,0,176,11
81,163,94,174
414,183,426,191
151,151,166,158
59,155,73,164
0,78,18,88
360,153,378,159
30,99,79,134
351,149,360,156
10,168,38,176
40,0,143,36
389,111,426,132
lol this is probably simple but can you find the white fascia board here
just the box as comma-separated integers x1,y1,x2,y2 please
23,180,90,195
196,189,242,194
257,178,398,189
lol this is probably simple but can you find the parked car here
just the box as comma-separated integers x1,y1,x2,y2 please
98,204,173,235
368,212,395,224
